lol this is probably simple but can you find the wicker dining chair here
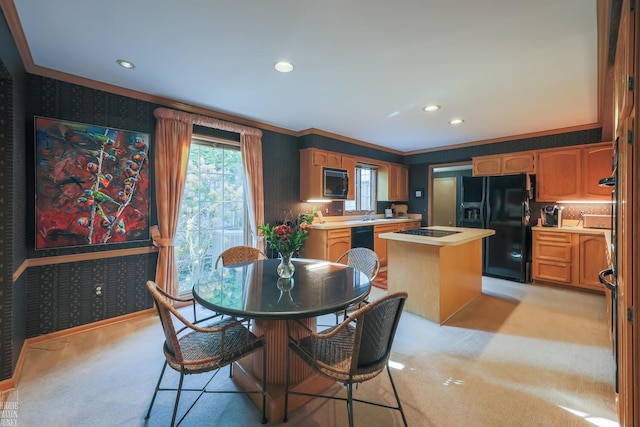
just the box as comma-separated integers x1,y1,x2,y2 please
334,247,380,322
283,292,409,427
335,247,380,281
214,246,268,269
144,280,268,426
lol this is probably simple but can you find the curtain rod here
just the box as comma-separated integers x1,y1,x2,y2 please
154,107,262,137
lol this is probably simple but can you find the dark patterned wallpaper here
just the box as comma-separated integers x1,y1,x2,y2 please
0,62,16,381
25,254,157,336
1,6,27,381
22,75,161,340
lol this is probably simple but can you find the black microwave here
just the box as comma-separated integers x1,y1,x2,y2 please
323,168,349,199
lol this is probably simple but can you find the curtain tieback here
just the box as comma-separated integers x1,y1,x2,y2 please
155,238,174,247
150,225,174,247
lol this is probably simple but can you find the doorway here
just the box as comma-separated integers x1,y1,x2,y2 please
428,162,472,226
432,177,457,226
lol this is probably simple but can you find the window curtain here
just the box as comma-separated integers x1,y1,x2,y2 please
241,133,264,248
152,107,264,295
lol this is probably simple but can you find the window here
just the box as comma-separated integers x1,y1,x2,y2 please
175,137,247,294
345,165,377,212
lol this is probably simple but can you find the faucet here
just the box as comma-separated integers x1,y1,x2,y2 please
362,210,376,221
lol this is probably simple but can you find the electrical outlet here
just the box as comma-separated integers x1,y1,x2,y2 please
94,285,103,296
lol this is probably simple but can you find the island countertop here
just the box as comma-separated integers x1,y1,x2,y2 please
309,216,421,230
380,226,495,247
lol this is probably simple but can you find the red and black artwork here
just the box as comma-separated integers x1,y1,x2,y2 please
35,117,150,249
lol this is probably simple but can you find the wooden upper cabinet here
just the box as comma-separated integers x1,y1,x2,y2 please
536,143,613,202
472,156,502,176
502,152,536,174
312,149,341,168
472,152,535,176
582,142,614,199
378,163,409,201
536,148,582,201
340,155,357,200
300,148,353,200
394,165,409,201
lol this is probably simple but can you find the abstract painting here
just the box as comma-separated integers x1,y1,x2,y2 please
34,116,150,249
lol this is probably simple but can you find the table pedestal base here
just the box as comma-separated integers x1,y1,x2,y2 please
233,358,335,423
232,318,335,423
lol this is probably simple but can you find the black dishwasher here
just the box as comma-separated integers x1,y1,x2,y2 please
351,226,374,250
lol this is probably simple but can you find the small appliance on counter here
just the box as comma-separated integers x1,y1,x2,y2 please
541,205,563,227
391,204,408,217
385,208,393,218
582,214,612,229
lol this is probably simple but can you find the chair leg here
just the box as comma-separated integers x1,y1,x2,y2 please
283,345,291,423
386,365,408,427
346,382,354,427
171,372,185,427
145,361,168,420
261,347,268,424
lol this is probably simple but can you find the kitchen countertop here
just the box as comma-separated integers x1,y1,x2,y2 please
532,225,610,236
380,226,495,247
309,216,421,230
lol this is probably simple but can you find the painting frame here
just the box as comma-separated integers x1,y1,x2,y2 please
34,116,151,249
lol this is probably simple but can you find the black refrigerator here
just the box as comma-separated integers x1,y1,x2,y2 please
461,174,531,282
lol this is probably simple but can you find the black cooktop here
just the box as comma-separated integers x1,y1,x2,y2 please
395,228,462,238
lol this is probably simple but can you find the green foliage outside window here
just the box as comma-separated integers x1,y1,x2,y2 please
175,140,246,294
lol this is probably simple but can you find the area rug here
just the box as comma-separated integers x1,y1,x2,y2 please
372,270,387,290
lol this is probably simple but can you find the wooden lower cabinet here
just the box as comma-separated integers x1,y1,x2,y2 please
303,228,351,262
532,229,608,292
578,234,609,290
305,220,421,265
374,220,420,266
374,224,399,266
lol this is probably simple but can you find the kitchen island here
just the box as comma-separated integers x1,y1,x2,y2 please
380,226,495,324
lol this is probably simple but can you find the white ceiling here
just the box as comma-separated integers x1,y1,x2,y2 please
9,0,599,153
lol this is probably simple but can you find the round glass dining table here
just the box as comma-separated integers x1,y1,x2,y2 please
192,258,371,421
192,258,371,319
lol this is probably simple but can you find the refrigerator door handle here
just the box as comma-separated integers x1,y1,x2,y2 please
484,180,491,227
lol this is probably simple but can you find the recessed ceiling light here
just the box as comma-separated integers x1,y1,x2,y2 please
116,59,135,69
449,118,464,125
274,61,294,73
423,105,441,112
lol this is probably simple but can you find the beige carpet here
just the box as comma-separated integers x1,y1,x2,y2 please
5,277,618,426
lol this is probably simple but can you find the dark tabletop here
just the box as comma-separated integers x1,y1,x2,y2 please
192,258,371,319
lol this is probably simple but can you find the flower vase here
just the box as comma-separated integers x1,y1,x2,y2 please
277,252,295,278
